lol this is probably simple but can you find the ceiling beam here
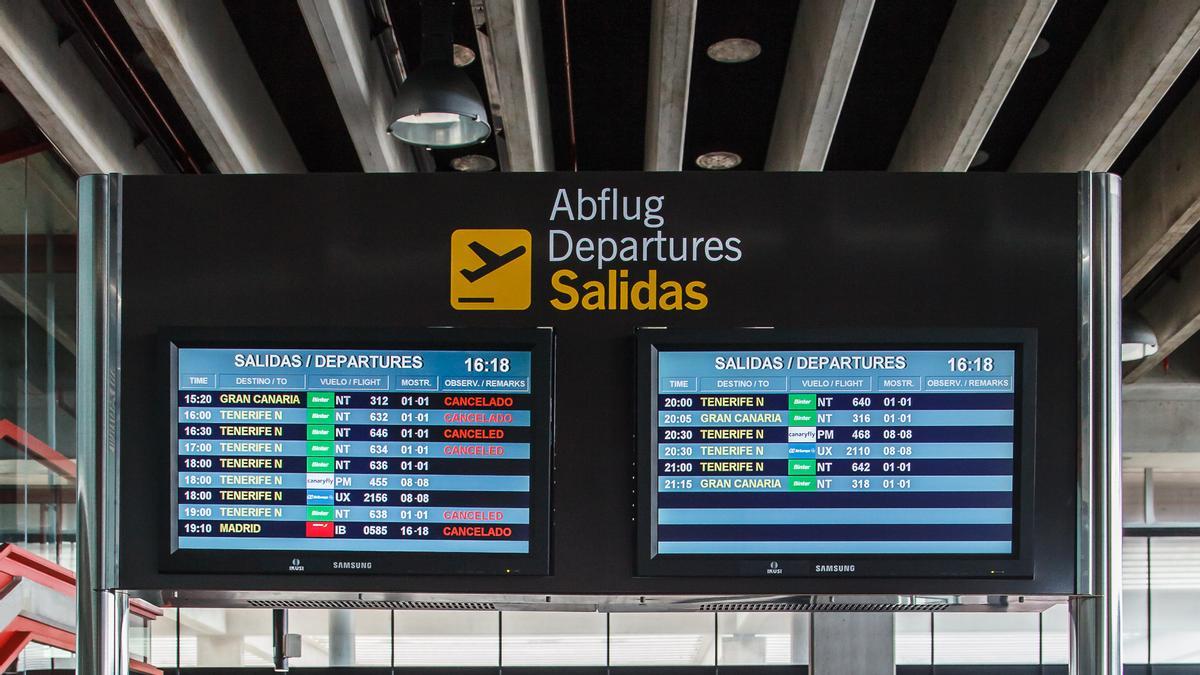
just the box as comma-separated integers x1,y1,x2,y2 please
1127,247,1200,382
1122,78,1200,293
471,0,553,171
644,0,697,171
298,0,416,173
1124,385,1200,455
889,0,1054,172
116,0,306,173
0,2,160,174
1008,0,1200,172
765,0,873,171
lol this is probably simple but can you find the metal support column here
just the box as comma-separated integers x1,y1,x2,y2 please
77,174,125,675
1071,171,1123,674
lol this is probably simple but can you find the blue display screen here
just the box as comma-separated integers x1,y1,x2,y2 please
652,348,1018,556
174,347,534,554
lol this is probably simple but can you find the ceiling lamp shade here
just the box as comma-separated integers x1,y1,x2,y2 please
1121,311,1159,362
387,0,491,149
388,62,490,148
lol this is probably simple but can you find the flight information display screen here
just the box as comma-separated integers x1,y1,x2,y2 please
168,334,551,576
640,333,1033,578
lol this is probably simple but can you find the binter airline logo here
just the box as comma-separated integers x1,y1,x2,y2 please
450,229,532,310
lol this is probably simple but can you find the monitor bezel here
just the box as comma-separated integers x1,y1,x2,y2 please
636,327,1037,579
161,327,554,577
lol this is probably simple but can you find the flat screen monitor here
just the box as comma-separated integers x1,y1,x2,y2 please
165,328,552,576
638,329,1036,578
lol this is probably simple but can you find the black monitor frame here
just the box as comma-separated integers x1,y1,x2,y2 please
636,328,1037,579
161,327,554,577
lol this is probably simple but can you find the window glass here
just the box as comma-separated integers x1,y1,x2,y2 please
1123,470,1146,524
393,610,498,667
1041,602,1069,664
284,609,391,667
932,612,1039,664
609,612,713,666
1149,536,1200,663
894,612,932,665
179,608,273,667
717,612,808,665
149,608,180,668
502,611,606,666
0,152,78,571
1124,536,1150,664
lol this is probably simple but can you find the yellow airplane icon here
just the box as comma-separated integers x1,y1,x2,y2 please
450,229,532,310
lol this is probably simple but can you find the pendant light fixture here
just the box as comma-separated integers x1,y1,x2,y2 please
387,0,491,148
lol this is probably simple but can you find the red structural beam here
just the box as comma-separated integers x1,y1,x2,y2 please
0,545,163,672
0,420,77,481
0,543,75,596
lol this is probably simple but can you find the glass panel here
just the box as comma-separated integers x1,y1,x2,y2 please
609,612,713,666
1040,602,1069,664
285,608,391,667
17,644,75,671
1124,536,1150,664
0,151,78,570
502,611,606,666
1149,536,1200,663
128,613,150,663
1152,472,1200,523
1123,470,1146,525
150,608,180,668
717,612,808,665
894,612,932,665
932,612,1039,664
393,610,498,667
179,608,273,667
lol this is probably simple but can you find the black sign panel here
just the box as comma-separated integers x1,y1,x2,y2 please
110,171,1083,596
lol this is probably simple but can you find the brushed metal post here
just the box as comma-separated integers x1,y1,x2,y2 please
1071,172,1122,674
77,174,125,675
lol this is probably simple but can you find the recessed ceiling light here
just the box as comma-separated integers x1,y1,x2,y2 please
970,150,990,169
453,44,476,67
451,154,496,172
1028,37,1049,59
696,151,742,170
706,38,761,64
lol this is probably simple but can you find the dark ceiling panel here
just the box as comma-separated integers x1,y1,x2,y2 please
49,0,212,172
542,0,650,171
970,0,1108,172
224,0,361,172
824,0,955,171
681,0,799,172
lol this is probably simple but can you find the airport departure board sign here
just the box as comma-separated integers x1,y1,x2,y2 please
109,172,1086,597
638,330,1036,578
166,329,552,576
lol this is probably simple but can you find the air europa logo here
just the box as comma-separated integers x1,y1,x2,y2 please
449,187,744,311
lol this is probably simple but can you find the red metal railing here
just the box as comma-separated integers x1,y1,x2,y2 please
0,419,77,481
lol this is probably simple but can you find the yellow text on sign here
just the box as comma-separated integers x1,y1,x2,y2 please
450,229,532,310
